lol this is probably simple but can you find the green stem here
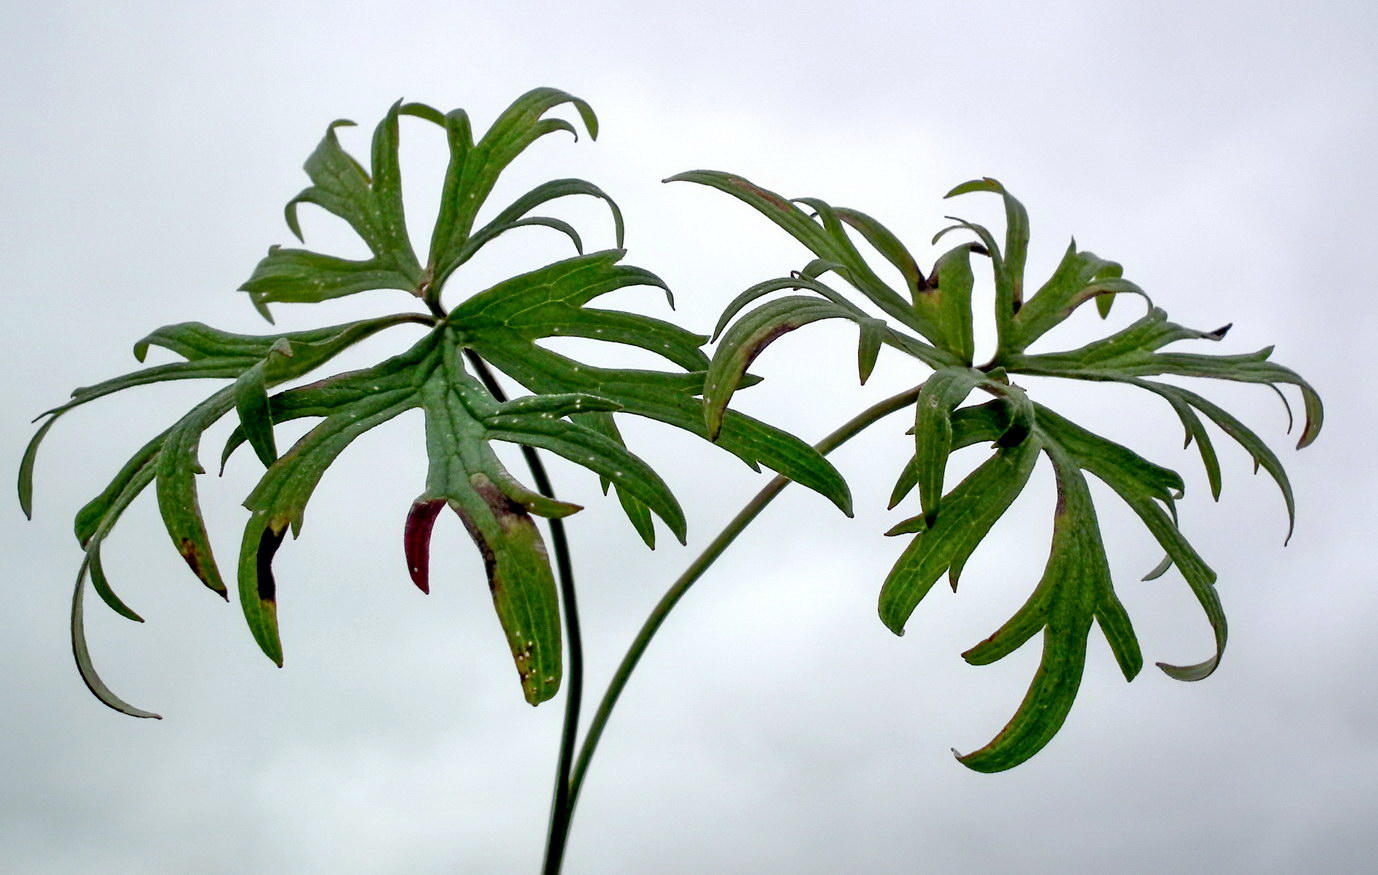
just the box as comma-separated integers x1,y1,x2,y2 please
460,350,583,875
551,384,923,866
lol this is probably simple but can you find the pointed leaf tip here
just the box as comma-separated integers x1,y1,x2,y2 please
405,498,444,593
19,415,59,519
72,558,162,719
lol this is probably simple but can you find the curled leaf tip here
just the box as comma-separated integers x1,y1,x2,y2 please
1155,657,1219,682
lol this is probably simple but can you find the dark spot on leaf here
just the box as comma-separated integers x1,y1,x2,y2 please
452,506,499,591
471,475,525,520
178,540,203,577
256,526,285,605
178,539,224,596
1208,323,1232,340
996,421,1031,448
918,266,938,294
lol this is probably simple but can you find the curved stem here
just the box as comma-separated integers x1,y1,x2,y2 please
460,350,583,875
561,384,923,833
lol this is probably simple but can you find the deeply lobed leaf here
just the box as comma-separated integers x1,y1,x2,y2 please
28,93,854,717
695,170,1322,772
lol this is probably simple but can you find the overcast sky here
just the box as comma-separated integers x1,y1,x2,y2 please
3,2,1376,872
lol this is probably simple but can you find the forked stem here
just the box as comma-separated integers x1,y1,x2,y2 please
545,384,923,872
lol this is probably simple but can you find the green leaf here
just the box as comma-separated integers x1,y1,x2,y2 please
911,367,988,524
233,360,278,467
889,401,1017,509
17,415,57,519
450,177,623,276
916,244,978,364
22,315,422,717
87,546,143,623
449,250,702,368
1032,405,1184,504
833,206,923,295
232,324,691,692
879,435,1041,633
238,367,421,665
698,172,1321,775
71,553,161,720
74,433,163,549
702,295,865,439
242,90,608,317
1143,382,1224,499
154,390,236,595
709,275,866,340
1009,240,1137,352
424,88,599,291
31,94,861,722
1134,381,1298,543
417,345,566,704
668,170,957,356
856,317,886,384
944,178,1029,327
1123,351,1320,449
1033,406,1224,680
955,442,1117,773
1013,307,1223,369
241,103,423,312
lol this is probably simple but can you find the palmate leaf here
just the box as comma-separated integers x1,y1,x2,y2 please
696,171,1322,771
27,92,851,717
219,250,849,704
241,88,620,318
228,326,687,704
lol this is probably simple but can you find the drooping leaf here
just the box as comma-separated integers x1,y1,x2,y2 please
879,435,1042,632
1033,406,1223,680
32,315,425,602
230,321,692,699
71,553,161,720
28,94,860,721
702,295,871,438
956,442,1120,773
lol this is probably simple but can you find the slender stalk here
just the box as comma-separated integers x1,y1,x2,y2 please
550,383,923,866
460,350,583,875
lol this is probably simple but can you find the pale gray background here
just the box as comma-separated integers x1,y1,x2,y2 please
3,2,1375,872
